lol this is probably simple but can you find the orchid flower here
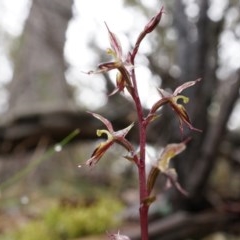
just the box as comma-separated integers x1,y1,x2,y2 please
147,79,202,134
85,112,134,167
147,140,190,199
87,23,133,96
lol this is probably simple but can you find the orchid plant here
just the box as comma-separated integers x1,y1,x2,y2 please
83,7,201,240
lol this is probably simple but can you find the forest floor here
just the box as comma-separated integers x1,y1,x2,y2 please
0,143,239,240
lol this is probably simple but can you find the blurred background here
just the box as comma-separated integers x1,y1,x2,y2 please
0,0,240,239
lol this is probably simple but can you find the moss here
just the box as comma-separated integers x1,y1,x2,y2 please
14,221,58,240
44,197,123,238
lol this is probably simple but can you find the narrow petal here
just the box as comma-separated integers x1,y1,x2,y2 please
88,112,114,132
147,141,187,195
105,22,123,59
115,137,134,153
108,87,120,97
116,72,125,90
170,102,202,132
84,61,120,75
114,122,134,138
158,88,172,98
157,142,186,172
173,78,201,95
144,113,159,125
118,66,132,87
86,140,114,166
147,166,160,195
98,61,121,71
163,169,189,196
86,155,99,167
150,97,169,114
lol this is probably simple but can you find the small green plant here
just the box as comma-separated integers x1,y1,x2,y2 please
84,6,201,240
1,197,122,240
13,221,56,240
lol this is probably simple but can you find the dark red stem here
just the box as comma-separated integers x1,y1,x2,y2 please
130,64,149,240
127,7,164,239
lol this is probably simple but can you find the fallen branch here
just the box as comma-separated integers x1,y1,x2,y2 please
125,209,240,240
